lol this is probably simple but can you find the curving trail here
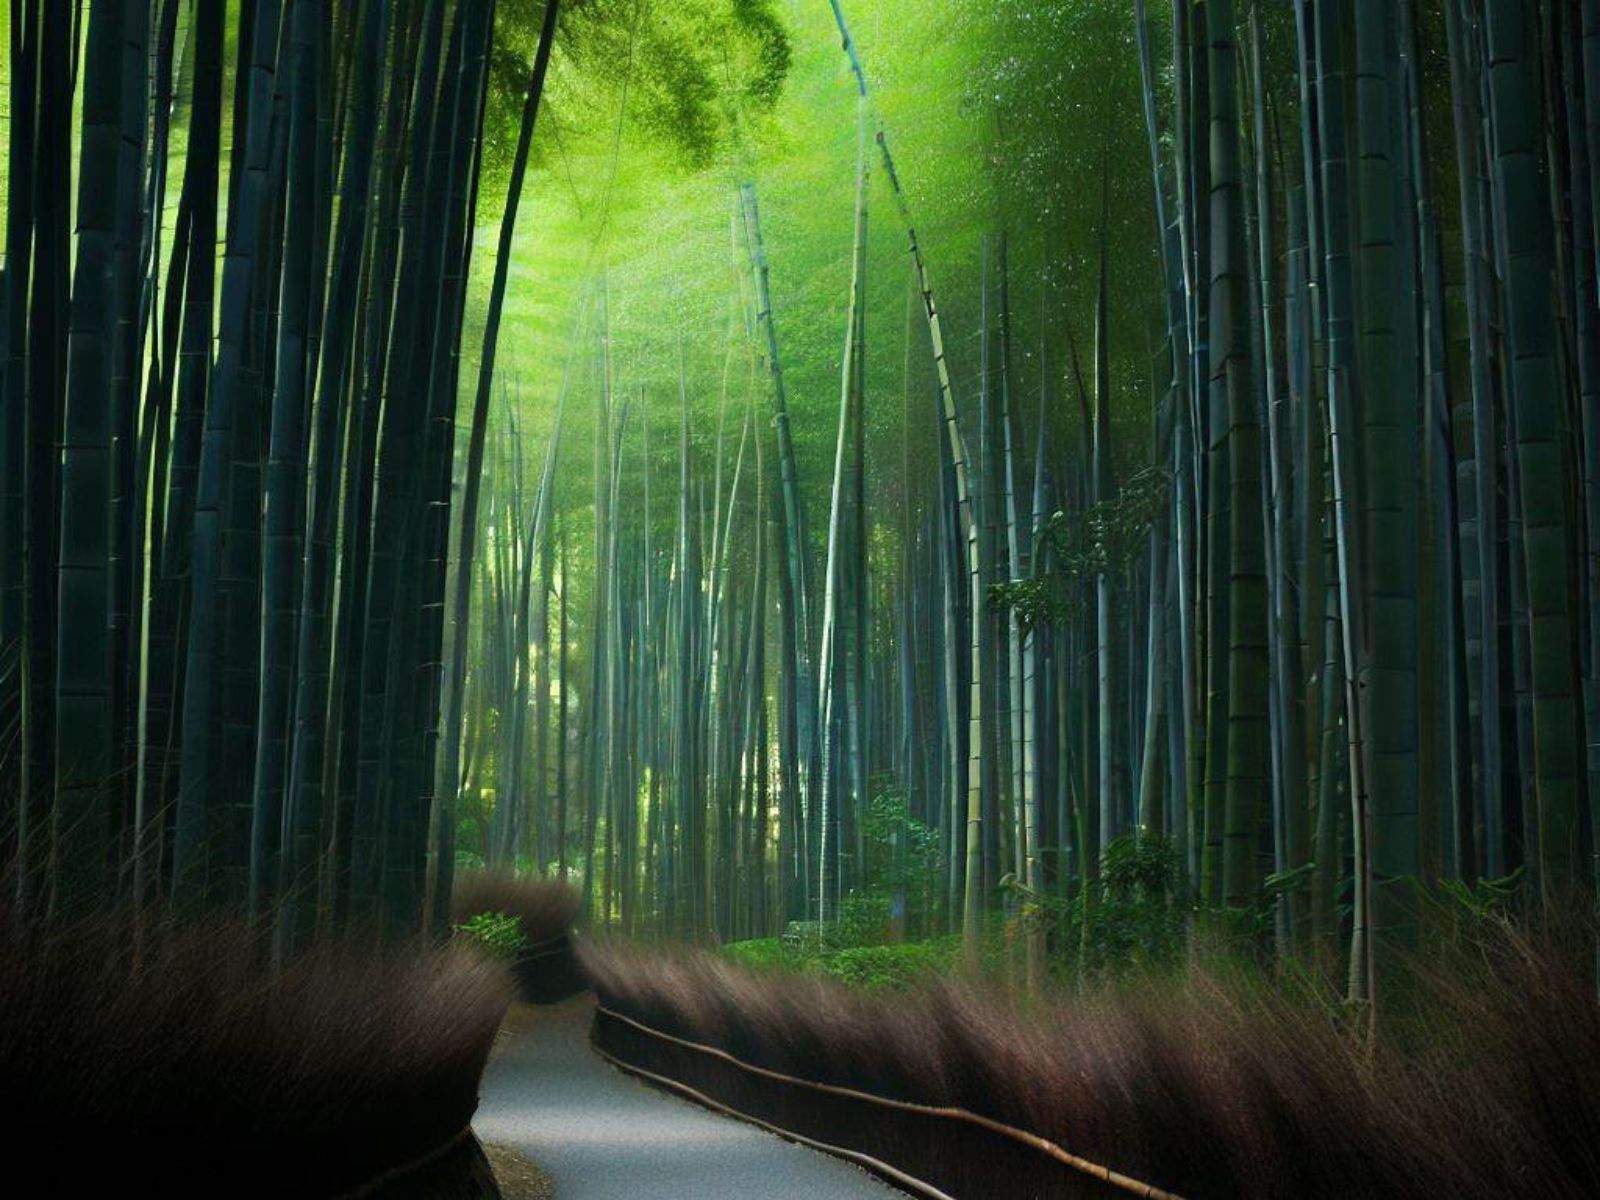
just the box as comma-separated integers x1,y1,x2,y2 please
474,997,896,1199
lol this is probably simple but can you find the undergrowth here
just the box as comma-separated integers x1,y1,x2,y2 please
451,871,582,948
725,933,956,988
456,910,530,960
586,915,1600,1200
0,901,512,1198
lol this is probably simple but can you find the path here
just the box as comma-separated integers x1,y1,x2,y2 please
474,996,896,1199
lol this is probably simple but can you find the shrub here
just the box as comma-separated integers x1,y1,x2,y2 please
0,903,512,1198
860,789,945,933
1011,834,1191,980
833,894,892,947
456,911,529,960
725,934,952,989
823,941,951,989
450,871,581,946
723,936,791,970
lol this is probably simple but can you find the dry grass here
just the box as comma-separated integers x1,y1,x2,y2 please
583,924,1600,1200
0,901,513,1198
451,871,582,946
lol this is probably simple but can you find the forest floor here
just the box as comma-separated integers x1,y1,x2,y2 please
474,997,895,1199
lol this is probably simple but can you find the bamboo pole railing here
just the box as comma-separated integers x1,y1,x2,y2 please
591,1003,1188,1200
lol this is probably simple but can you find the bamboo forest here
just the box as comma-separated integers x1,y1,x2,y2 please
3,1,1599,1197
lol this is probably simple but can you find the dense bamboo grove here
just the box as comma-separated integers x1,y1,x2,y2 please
443,0,1600,1005
3,0,1598,1009
0,0,568,943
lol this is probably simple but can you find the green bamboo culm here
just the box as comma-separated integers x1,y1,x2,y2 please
173,0,286,909
1482,0,1584,900
1206,0,1270,915
52,0,134,910
1354,0,1421,954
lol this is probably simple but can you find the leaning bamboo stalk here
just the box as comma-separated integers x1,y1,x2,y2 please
828,0,986,945
816,59,870,925
433,0,561,925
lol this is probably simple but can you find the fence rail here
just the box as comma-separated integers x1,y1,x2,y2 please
590,1003,1187,1200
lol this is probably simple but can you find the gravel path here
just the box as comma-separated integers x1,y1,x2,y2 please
474,997,896,1199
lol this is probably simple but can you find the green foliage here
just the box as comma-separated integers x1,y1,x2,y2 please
1263,860,1316,899
723,936,790,970
780,919,827,953
484,0,1165,527
862,790,943,892
1099,833,1183,903
1081,835,1188,972
544,0,793,172
723,934,956,989
1012,835,1189,978
834,895,892,947
482,2,556,184
1419,867,1526,929
781,899,888,950
456,798,492,866
454,911,529,961
775,791,947,959
823,942,953,989
952,0,1161,417
853,788,945,934
730,0,793,108
990,467,1170,629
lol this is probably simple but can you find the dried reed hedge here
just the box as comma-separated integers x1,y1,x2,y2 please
1,902,512,1198
584,927,1600,1200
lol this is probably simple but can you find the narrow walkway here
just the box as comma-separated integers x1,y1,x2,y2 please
474,997,895,1199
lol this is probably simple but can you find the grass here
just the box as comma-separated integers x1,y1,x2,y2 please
0,901,513,1198
584,920,1600,1200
